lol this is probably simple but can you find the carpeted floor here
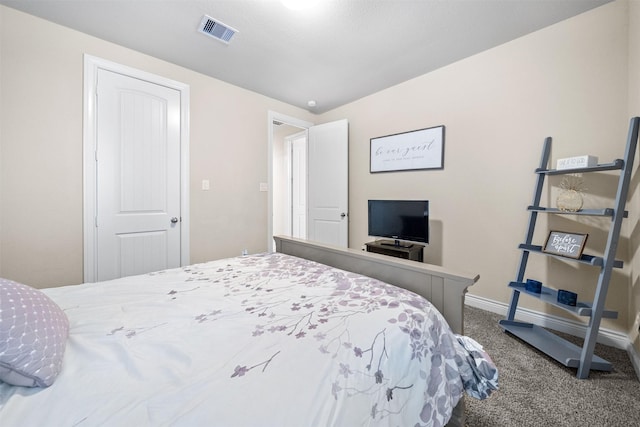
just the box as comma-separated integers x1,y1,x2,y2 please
462,306,640,427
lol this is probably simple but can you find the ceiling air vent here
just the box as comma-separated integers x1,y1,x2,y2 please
198,15,238,44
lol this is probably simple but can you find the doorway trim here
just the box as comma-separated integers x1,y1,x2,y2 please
267,111,313,252
83,55,190,282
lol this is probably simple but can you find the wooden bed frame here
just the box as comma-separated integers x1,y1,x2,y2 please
274,236,479,335
274,236,480,427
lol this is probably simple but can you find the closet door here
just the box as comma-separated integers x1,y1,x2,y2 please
95,69,182,281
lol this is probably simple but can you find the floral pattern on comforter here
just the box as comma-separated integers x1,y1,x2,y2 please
0,253,497,427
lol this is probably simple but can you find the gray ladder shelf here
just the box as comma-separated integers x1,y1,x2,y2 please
499,117,639,379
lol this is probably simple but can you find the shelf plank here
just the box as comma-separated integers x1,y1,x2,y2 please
498,320,612,371
527,206,628,218
518,244,624,268
536,159,624,175
508,282,618,318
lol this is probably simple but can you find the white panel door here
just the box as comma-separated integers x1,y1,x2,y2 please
307,119,349,247
96,69,181,281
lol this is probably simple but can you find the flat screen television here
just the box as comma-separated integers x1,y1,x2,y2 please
368,200,429,247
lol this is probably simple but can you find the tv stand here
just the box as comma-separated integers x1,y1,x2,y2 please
379,239,413,248
365,240,424,262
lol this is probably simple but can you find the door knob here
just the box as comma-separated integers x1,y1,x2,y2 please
340,212,347,218
170,217,179,224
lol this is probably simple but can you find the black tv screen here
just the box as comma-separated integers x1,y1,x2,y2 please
368,200,429,244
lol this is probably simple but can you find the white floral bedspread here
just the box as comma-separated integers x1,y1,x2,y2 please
0,253,497,426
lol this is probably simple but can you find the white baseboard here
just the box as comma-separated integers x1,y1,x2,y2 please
465,293,629,350
466,294,640,382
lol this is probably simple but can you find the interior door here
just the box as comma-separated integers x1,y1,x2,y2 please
307,119,349,247
96,69,182,281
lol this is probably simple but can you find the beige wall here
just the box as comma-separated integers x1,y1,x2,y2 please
321,0,634,335
0,6,313,287
628,0,640,357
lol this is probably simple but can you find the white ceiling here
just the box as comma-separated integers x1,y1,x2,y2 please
1,0,611,113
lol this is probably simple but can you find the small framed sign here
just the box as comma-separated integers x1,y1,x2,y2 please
542,231,588,259
370,125,444,173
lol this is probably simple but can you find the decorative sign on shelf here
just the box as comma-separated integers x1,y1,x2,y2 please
556,155,598,170
542,230,588,259
370,125,444,173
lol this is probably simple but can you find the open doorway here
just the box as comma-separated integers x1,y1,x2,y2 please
267,112,313,251
268,112,349,252
285,131,308,238
273,126,308,239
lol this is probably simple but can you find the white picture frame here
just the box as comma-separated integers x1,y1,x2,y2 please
370,125,445,173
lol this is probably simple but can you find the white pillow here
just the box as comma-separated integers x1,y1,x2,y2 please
0,278,69,387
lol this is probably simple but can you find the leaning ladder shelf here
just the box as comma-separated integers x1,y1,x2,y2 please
499,117,639,379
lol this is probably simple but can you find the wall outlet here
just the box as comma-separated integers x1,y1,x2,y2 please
241,249,248,256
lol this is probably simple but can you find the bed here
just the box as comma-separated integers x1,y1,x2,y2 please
0,236,497,426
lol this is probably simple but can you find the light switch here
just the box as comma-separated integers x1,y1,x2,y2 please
202,179,210,190
259,182,268,192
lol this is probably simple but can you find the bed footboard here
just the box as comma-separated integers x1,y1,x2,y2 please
273,236,478,335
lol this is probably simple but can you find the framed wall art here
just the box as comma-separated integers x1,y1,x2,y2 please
370,125,444,173
542,230,588,259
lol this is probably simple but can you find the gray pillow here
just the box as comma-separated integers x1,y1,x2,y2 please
0,278,69,387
